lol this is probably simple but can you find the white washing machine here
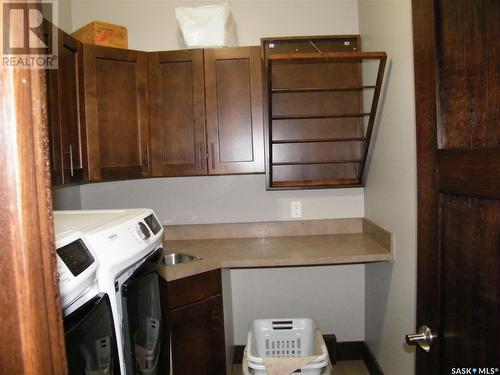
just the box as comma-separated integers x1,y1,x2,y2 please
55,228,121,374
54,209,167,375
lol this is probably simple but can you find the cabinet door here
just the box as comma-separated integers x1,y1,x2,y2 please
48,31,87,185
170,296,226,375
148,50,207,176
83,45,150,181
204,47,265,174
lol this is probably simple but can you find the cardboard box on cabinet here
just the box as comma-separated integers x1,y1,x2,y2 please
72,21,128,49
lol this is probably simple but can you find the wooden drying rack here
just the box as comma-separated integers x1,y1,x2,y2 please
262,36,387,190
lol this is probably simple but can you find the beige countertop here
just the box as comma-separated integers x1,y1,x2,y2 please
157,218,394,282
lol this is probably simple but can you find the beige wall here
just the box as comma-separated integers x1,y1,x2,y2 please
231,265,365,344
80,175,364,224
70,0,359,50
358,1,417,374
57,0,368,345
58,0,73,32
79,176,365,344
79,176,366,342
52,185,82,209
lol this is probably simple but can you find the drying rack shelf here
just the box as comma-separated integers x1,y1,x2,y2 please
272,179,362,188
272,137,366,144
262,35,387,190
272,159,362,166
272,113,370,120
271,86,377,93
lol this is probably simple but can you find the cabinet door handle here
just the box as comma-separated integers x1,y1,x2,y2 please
68,144,74,177
145,145,150,173
210,142,215,171
198,143,203,171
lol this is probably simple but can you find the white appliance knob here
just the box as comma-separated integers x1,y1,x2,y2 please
135,222,151,240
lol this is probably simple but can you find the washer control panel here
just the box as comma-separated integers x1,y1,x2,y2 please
135,222,151,241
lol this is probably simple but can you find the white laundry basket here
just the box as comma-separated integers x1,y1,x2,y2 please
245,318,329,375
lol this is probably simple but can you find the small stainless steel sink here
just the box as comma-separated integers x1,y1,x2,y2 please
162,253,202,266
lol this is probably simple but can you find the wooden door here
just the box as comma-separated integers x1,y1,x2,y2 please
412,1,500,373
204,47,265,174
1,10,67,373
169,296,226,375
48,31,87,185
148,49,207,176
83,45,150,181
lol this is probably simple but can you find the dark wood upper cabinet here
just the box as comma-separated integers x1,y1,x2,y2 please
83,45,150,181
148,49,207,176
48,30,87,185
204,47,265,174
149,46,265,176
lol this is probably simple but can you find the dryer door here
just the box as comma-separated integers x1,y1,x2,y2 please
64,293,121,374
121,248,168,374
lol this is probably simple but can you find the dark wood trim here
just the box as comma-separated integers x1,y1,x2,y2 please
269,51,387,63
0,8,67,374
358,53,387,180
233,345,245,364
336,341,384,375
261,34,361,43
411,0,441,373
362,343,384,375
335,341,365,361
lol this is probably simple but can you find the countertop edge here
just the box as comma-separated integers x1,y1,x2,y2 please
159,229,393,282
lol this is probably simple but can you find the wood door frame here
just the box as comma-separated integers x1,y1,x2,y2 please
0,2,67,372
412,0,444,372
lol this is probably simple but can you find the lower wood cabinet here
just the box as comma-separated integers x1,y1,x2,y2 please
166,270,227,375
170,295,226,374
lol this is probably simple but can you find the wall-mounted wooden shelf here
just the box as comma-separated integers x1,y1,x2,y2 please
271,86,376,93
272,113,371,120
261,35,387,190
272,137,366,144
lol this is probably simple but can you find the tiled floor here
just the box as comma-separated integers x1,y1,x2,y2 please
232,360,371,375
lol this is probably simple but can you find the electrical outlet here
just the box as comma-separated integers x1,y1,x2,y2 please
291,201,302,218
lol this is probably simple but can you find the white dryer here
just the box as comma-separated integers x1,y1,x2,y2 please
54,209,167,375
55,228,121,374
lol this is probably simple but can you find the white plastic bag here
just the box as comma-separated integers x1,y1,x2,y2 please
175,3,237,48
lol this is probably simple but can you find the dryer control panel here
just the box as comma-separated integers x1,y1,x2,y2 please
57,239,95,277
55,231,98,310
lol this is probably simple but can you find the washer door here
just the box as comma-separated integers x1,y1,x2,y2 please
121,249,168,374
64,293,121,375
